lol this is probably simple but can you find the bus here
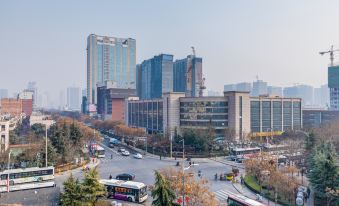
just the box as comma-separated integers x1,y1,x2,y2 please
221,190,265,206
90,143,106,158
230,147,261,159
0,166,55,192
100,179,148,203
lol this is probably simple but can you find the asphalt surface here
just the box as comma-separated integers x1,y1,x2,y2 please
0,139,277,206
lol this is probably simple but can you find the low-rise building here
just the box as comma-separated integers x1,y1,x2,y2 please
126,92,303,140
302,109,339,129
0,117,10,153
29,112,55,129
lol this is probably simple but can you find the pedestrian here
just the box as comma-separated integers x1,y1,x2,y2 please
109,174,112,180
111,154,113,159
160,155,162,160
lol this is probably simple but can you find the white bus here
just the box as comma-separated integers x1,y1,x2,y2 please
230,147,261,159
100,179,148,203
90,144,106,158
0,166,55,192
217,190,265,206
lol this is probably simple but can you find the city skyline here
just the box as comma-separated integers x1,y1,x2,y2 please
1,1,339,102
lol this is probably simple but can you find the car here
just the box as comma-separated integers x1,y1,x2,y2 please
108,143,114,148
118,148,126,152
122,151,130,156
133,153,143,159
116,173,135,181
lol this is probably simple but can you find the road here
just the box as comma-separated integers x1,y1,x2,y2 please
1,140,275,206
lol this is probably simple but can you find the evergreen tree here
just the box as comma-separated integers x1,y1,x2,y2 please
308,141,338,203
81,167,107,206
70,122,82,144
152,170,178,206
60,174,83,206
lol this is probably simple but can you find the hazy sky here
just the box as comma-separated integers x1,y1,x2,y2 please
1,0,339,101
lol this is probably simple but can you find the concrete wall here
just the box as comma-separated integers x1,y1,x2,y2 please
163,92,185,138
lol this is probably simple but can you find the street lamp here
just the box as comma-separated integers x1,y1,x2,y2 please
7,150,12,193
179,139,185,206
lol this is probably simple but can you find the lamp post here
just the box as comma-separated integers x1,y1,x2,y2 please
179,138,185,206
7,150,12,193
45,124,48,167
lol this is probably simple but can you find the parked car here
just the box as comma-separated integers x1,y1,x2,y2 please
122,151,130,156
133,153,143,159
118,148,126,152
116,173,135,181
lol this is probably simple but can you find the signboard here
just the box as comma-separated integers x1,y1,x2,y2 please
251,131,283,137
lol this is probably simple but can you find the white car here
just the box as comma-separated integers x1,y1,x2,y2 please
133,153,143,159
122,151,130,156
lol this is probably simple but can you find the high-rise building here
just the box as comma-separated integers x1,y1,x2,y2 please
313,84,329,108
251,80,268,96
224,82,251,93
67,87,81,111
268,86,283,97
0,89,8,99
173,55,203,97
137,54,174,99
87,34,136,105
27,81,37,109
284,85,313,106
328,65,339,110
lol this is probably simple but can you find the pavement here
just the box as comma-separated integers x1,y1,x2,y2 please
0,140,281,206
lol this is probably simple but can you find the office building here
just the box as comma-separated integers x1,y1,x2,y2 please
313,84,329,108
328,65,339,110
97,81,137,121
251,80,268,96
250,96,302,133
267,86,283,97
303,109,339,129
87,34,136,105
173,55,203,97
67,87,81,111
127,98,163,134
137,54,174,99
127,91,251,139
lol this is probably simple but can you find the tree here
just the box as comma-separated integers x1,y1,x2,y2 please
152,170,178,206
308,141,338,204
159,168,218,206
60,174,83,206
31,123,45,137
81,167,107,206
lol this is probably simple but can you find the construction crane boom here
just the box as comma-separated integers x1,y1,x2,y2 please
319,45,339,66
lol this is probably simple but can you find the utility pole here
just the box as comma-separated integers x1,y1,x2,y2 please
45,124,48,167
170,134,173,158
180,139,185,206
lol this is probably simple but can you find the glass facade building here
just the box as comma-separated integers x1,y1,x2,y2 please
250,97,302,133
128,99,163,133
179,97,228,137
328,65,339,110
173,55,203,97
87,34,136,104
136,54,173,99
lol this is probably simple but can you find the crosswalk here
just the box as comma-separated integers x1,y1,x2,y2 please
214,189,231,203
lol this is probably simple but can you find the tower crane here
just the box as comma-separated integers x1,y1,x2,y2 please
319,45,339,66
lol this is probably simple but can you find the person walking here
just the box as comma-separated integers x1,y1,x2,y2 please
109,174,112,180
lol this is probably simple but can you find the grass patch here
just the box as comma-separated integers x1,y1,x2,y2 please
244,175,261,191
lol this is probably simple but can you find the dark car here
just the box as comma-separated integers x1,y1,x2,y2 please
116,173,135,181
